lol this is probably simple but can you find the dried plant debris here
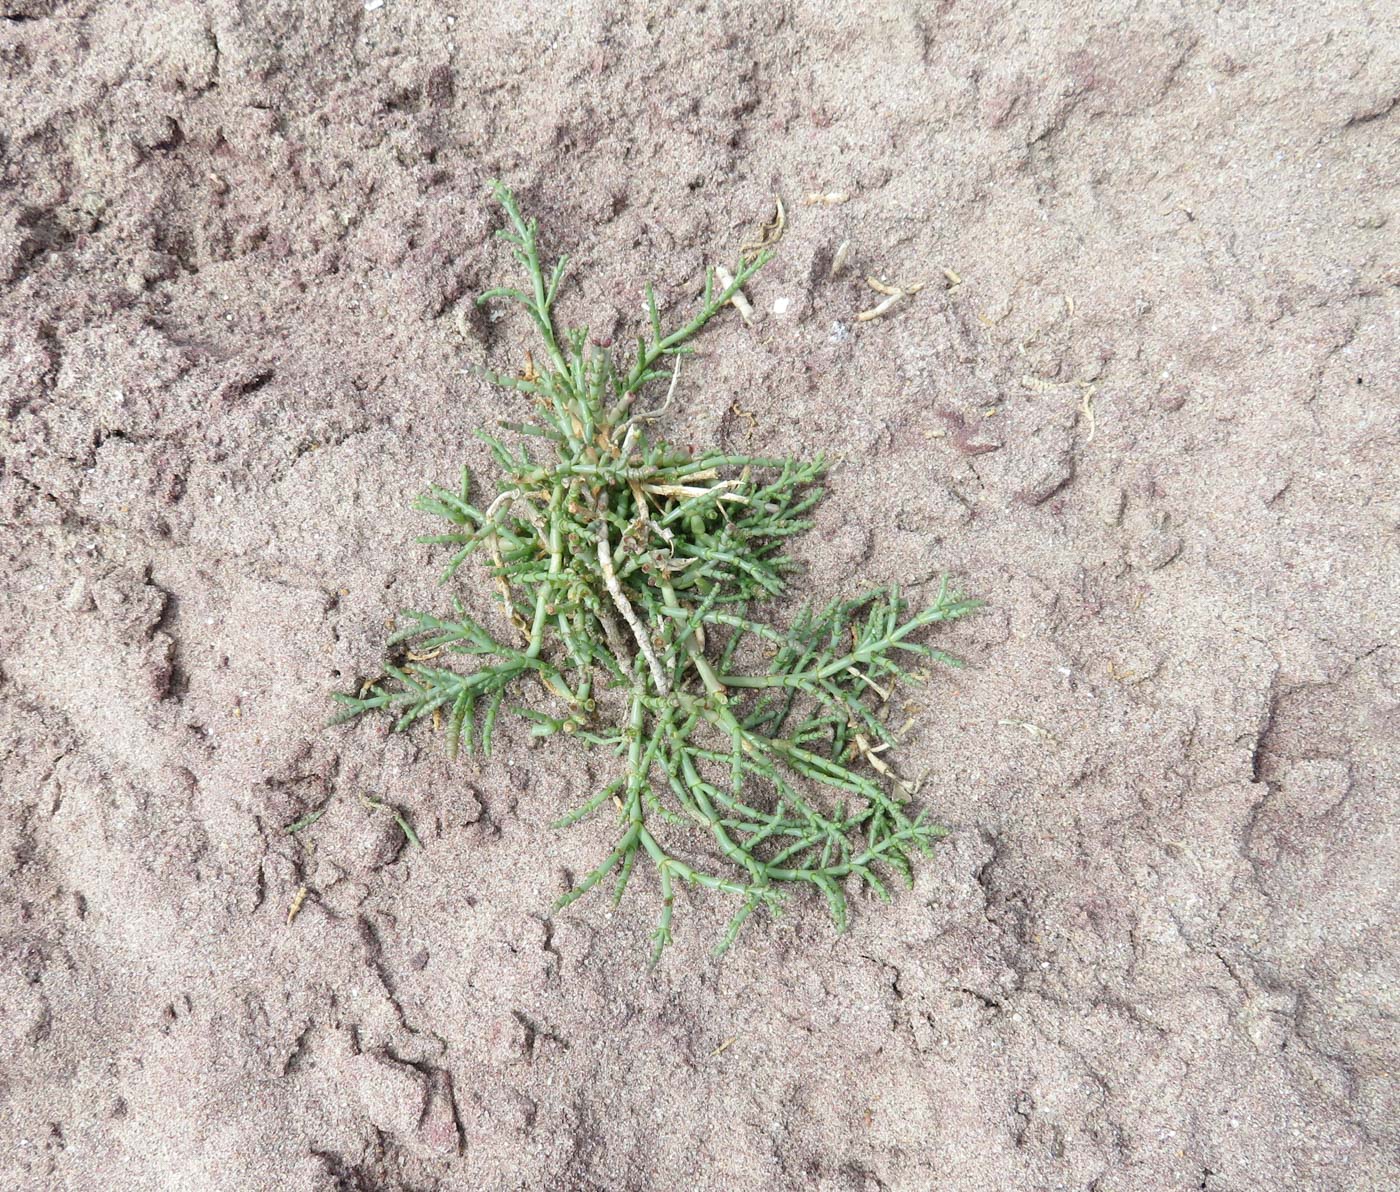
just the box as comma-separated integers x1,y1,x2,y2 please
856,275,927,323
829,238,852,279
333,183,980,962
713,263,755,325
741,195,787,260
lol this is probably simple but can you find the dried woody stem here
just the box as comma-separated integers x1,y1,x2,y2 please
595,490,669,695
333,182,980,962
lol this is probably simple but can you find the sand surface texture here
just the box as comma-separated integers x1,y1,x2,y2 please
2,3,1397,1190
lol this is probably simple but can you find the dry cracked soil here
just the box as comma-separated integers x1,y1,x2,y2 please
1,2,1397,1190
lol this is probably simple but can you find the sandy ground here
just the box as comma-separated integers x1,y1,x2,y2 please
2,2,1397,1189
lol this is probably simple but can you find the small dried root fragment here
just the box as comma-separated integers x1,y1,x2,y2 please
742,196,787,259
804,191,850,206
729,398,759,438
830,238,852,279
1079,384,1097,443
856,275,927,323
287,885,309,926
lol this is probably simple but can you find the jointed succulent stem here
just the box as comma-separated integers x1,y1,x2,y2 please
333,181,980,962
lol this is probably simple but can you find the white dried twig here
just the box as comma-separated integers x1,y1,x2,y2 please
596,497,669,694
855,275,926,323
830,238,852,279
715,264,754,325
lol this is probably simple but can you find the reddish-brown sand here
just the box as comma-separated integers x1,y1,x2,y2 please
2,3,1397,1189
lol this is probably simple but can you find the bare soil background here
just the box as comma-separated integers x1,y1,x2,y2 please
2,3,1397,1190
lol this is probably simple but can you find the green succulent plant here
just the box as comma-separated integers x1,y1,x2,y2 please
333,183,979,961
